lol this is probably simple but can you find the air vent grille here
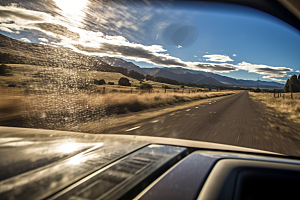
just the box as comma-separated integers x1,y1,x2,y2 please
52,145,186,200
110,153,162,175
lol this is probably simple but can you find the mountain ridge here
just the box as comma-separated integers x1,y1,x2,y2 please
148,68,224,85
0,33,284,89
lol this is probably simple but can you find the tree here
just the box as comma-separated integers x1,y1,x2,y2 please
118,77,131,86
128,70,145,80
162,85,171,89
94,79,106,85
154,76,180,85
284,79,290,92
145,74,154,81
254,88,261,93
140,83,153,90
289,74,300,92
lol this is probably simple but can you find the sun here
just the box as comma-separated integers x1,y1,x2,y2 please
53,0,88,16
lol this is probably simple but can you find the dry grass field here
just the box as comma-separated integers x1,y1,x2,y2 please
249,92,300,123
0,64,234,129
0,64,205,91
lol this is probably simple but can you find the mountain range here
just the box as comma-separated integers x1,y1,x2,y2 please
97,57,284,89
0,33,284,89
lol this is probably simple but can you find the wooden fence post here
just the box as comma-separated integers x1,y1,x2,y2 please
291,92,293,100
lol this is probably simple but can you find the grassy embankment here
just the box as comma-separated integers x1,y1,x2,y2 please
0,64,235,129
249,92,300,123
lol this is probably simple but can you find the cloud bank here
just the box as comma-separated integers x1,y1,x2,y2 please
38,38,48,42
20,37,30,42
203,54,233,62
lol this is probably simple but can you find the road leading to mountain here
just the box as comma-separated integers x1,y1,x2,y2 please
115,91,300,156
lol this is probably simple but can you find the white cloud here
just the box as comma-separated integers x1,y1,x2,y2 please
236,61,292,80
0,27,14,33
194,55,197,57
233,54,236,56
203,54,233,62
177,45,182,48
262,76,286,82
20,38,31,42
38,38,48,42
295,70,300,73
193,62,237,72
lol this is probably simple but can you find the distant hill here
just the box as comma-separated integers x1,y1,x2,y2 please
149,68,224,85
179,68,284,89
237,79,284,88
143,67,163,74
194,76,225,85
164,68,185,74
0,33,110,70
99,56,146,74
195,71,244,86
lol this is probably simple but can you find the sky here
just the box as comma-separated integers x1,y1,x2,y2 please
0,0,299,83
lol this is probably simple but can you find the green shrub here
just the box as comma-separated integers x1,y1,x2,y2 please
140,83,153,90
94,79,106,85
118,77,131,86
162,85,171,89
8,82,16,87
128,70,145,80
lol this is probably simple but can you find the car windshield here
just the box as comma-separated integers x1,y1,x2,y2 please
0,0,300,157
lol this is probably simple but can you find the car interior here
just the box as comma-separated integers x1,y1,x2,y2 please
0,0,300,200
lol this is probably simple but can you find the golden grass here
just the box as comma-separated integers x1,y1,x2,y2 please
249,92,300,123
0,88,23,122
0,88,235,129
0,64,202,91
0,63,234,128
102,91,233,109
21,90,235,114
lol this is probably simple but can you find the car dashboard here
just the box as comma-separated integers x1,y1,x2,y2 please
1,136,300,200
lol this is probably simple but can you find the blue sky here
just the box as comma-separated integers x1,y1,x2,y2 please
0,0,299,83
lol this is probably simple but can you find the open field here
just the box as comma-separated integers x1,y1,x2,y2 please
0,86,235,129
0,64,214,92
0,64,235,129
249,92,300,123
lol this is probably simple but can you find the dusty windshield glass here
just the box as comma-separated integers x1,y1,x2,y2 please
0,0,300,156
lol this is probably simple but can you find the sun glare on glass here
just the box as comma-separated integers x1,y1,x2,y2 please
53,0,88,15
58,142,80,153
